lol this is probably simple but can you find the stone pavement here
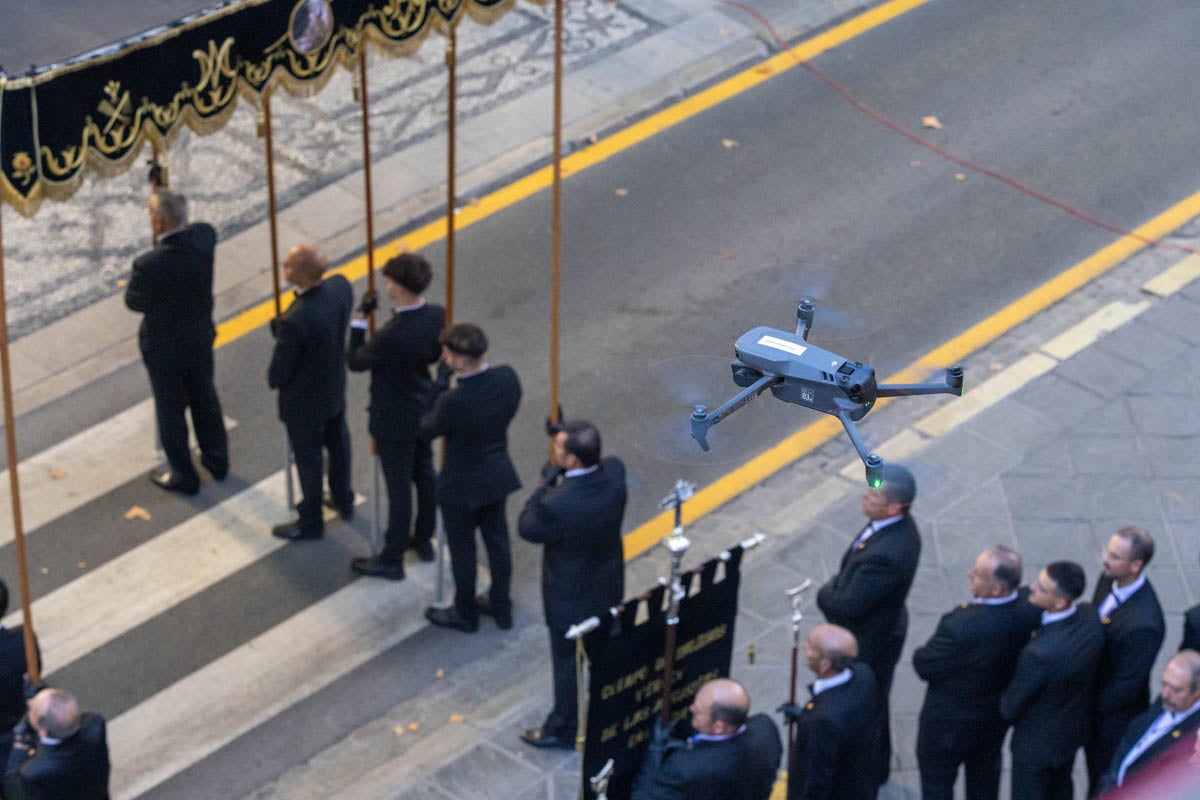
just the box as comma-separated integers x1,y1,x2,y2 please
244,198,1200,798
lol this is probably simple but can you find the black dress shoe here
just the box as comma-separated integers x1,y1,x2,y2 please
424,606,478,633
408,539,436,562
149,469,199,496
351,556,405,580
476,594,514,630
202,460,228,482
322,493,354,520
520,728,575,750
271,520,322,541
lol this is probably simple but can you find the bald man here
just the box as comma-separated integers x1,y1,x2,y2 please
5,688,110,799
268,244,355,541
633,678,782,800
1098,650,1200,796
783,624,877,800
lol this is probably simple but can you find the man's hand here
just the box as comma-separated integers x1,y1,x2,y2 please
777,702,804,723
357,291,378,317
544,405,566,438
435,361,454,388
541,463,566,485
269,317,282,338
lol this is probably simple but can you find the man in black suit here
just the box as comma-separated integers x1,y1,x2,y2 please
125,188,229,495
914,546,1041,800
1181,550,1200,653
420,324,521,633
1086,526,1166,796
346,253,445,579
1098,650,1200,796
0,579,38,774
816,462,921,791
1001,561,1106,800
633,678,782,800
783,624,878,800
517,420,627,750
267,244,355,541
4,688,109,799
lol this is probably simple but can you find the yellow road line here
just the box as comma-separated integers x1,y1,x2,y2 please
621,187,1200,559
214,0,934,347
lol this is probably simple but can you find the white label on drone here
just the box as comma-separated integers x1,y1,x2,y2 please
757,335,807,357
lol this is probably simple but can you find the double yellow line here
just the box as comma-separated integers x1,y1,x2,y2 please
211,0,1200,560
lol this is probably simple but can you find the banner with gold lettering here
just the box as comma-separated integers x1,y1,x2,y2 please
580,546,744,800
0,0,540,216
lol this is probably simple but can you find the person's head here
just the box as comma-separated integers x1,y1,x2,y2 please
968,546,1023,599
283,244,328,290
439,323,487,373
553,421,601,470
28,689,81,740
381,253,432,305
1161,651,1200,714
1029,561,1086,613
1102,526,1154,587
688,678,749,736
803,624,858,679
148,189,188,236
860,463,916,521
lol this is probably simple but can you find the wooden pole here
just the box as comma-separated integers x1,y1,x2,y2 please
0,207,40,683
445,27,457,325
549,0,564,429
358,50,378,333
262,94,283,317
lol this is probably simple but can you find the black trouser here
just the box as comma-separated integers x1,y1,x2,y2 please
376,437,436,562
544,627,577,737
918,730,1005,800
1085,710,1132,798
862,632,904,790
440,499,511,623
144,342,228,485
287,411,353,535
1011,759,1074,800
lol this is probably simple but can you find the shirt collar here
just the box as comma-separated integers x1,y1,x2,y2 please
973,590,1019,606
868,514,904,533
1110,573,1147,605
564,464,599,479
38,735,62,746
457,363,490,380
1041,604,1078,626
394,298,426,314
688,724,747,744
812,668,853,696
1169,696,1200,722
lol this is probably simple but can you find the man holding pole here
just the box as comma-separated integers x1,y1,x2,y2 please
346,253,444,579
516,419,626,750
420,324,521,633
268,244,355,541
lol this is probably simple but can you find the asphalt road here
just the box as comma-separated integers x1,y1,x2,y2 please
6,0,1200,795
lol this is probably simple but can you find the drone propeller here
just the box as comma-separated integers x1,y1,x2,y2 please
765,262,886,343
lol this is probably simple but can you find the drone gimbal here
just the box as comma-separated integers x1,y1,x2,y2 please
690,300,964,486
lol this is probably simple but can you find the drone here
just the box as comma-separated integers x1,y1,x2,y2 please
689,300,964,486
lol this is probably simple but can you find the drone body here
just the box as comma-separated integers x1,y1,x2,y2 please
690,303,964,486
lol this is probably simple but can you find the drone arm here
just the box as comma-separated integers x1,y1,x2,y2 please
875,366,964,398
836,411,885,487
690,374,781,451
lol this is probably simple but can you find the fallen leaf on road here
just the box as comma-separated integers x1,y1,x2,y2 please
124,505,151,521
48,468,67,480
116,279,128,287
393,725,406,736
954,173,966,181
922,116,943,129
910,160,922,167
408,722,420,732
723,251,735,260
614,188,628,197
721,138,739,149
77,562,87,570
449,714,465,724
435,668,445,679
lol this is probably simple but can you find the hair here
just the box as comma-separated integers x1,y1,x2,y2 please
561,421,601,467
709,699,749,729
31,689,81,740
1177,650,1200,691
1114,526,1155,568
825,647,856,672
287,245,328,282
990,545,1023,593
382,253,432,295
1046,561,1086,601
151,189,188,228
440,323,488,358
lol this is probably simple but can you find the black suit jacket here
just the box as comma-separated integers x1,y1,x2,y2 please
633,713,782,800
788,663,879,800
1098,698,1200,795
1000,606,1106,766
1093,576,1165,721
1182,604,1200,653
418,365,521,509
5,714,110,800
124,224,217,355
268,276,353,425
914,595,1042,750
517,457,627,631
346,303,444,441
816,515,921,669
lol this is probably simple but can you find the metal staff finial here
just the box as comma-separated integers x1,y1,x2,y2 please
589,759,615,799
658,479,696,533
783,577,813,766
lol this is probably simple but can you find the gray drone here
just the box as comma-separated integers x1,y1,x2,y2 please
689,300,964,486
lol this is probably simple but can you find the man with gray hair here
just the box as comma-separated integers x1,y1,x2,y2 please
5,688,110,798
817,462,921,792
126,188,229,495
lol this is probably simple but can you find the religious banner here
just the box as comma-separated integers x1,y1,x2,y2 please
0,0,539,215
581,545,744,800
